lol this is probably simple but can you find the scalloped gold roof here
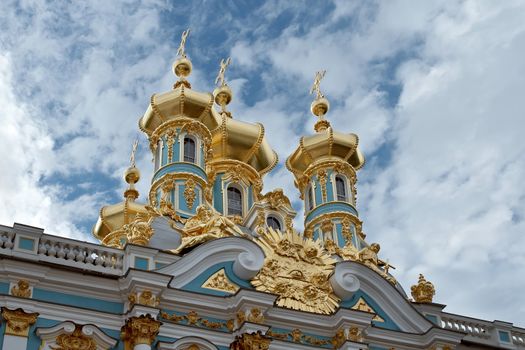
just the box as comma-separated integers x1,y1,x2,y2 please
286,126,365,178
92,199,148,241
139,85,277,174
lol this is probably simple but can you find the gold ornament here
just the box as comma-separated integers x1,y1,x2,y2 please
124,214,154,246
251,228,339,314
10,280,31,298
357,243,396,285
411,274,436,303
53,325,97,350
317,170,328,202
173,205,247,253
260,189,291,209
121,314,161,350
348,326,363,342
138,290,159,307
1,307,38,337
236,310,246,326
247,308,265,324
230,331,271,350
352,297,385,322
202,269,239,294
184,178,197,209
331,328,346,348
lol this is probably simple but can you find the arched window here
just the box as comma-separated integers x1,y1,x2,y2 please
155,139,163,170
227,186,243,216
306,185,314,211
266,215,281,231
183,136,196,163
336,176,347,201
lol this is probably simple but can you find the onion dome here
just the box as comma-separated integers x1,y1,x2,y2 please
139,59,277,175
92,163,150,247
286,84,365,182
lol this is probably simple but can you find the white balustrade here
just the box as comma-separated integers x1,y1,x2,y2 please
512,330,525,346
441,315,491,339
0,225,125,275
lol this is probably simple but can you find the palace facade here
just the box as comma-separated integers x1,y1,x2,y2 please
0,33,523,350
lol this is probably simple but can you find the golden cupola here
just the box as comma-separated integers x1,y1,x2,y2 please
138,30,277,223
93,143,153,247
286,71,366,251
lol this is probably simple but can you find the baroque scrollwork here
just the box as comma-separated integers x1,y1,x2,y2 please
251,228,339,314
53,326,97,350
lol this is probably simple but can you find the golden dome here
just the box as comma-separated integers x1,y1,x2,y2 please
92,200,149,242
286,124,365,178
139,85,277,175
93,165,148,243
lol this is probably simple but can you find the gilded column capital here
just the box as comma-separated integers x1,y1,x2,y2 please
1,307,38,337
230,331,271,350
121,314,161,350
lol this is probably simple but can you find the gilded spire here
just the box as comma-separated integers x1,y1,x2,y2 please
173,28,192,88
310,70,331,132
213,57,233,116
124,139,140,201
411,274,436,303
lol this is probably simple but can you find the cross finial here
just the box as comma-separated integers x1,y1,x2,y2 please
310,70,326,100
130,139,139,168
215,57,232,87
176,29,190,58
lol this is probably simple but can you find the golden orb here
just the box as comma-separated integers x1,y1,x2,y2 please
213,85,233,107
124,166,140,184
172,57,192,78
311,97,330,117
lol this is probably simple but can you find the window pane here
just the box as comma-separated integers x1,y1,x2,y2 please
307,186,314,210
266,216,281,231
227,187,242,216
336,176,346,201
184,137,196,163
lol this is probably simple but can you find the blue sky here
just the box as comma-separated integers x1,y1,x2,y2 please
1,0,524,325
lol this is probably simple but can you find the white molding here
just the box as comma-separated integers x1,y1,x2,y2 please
158,237,264,288
36,321,118,350
158,335,219,350
335,261,433,333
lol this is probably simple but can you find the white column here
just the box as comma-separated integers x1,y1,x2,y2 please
3,335,29,350
134,344,151,350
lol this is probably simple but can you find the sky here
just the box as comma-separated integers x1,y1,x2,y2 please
0,0,524,326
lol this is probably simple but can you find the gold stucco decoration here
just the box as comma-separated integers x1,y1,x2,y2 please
184,178,197,210
121,314,161,350
411,274,436,303
201,269,239,294
53,325,97,350
124,214,154,246
230,331,271,350
172,205,247,253
352,297,385,322
251,228,339,314
10,280,31,298
1,307,38,337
